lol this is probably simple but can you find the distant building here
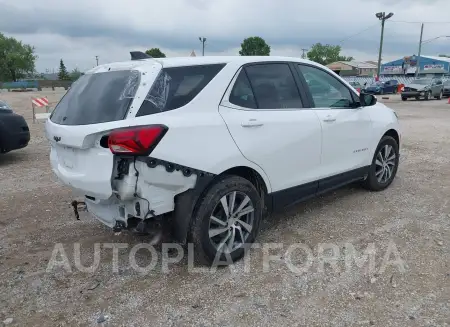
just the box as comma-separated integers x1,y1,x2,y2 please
326,61,377,76
381,55,450,77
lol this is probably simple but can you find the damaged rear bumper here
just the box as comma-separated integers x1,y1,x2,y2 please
67,156,216,241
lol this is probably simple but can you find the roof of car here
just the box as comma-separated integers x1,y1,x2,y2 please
87,56,319,73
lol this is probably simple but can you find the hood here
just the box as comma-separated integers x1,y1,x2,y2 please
406,83,430,90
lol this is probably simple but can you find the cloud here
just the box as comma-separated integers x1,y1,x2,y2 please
1,0,450,72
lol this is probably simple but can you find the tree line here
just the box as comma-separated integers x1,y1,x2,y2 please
1,32,379,82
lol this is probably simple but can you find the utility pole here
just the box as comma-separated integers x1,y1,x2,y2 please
375,12,394,78
415,23,424,78
301,48,308,59
199,37,206,56
95,56,99,66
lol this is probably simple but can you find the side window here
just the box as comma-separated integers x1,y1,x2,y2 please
245,64,303,109
229,70,257,109
297,64,357,109
137,64,225,116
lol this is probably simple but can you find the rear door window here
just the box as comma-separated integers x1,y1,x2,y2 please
229,70,257,109
50,70,140,125
244,63,303,109
136,64,225,116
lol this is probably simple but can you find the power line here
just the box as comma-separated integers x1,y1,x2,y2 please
338,23,380,44
390,20,450,24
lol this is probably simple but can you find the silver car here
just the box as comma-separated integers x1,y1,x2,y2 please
401,78,444,101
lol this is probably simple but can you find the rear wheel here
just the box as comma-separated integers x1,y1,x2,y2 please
401,97,407,101
437,90,443,100
189,175,262,265
362,136,399,191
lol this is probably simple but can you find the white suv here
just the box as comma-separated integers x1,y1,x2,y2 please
45,54,400,264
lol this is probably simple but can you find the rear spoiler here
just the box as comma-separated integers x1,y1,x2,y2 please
130,51,163,66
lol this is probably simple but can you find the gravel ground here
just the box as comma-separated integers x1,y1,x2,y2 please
0,91,449,327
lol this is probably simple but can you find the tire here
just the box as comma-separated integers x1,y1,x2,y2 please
401,97,407,101
437,91,443,100
415,96,420,101
189,175,263,265
425,90,431,100
393,88,397,94
380,89,384,95
362,136,399,192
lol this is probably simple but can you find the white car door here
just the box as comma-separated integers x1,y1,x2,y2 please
295,64,373,185
219,63,323,207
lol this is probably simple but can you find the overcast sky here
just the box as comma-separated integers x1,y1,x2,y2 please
1,0,450,72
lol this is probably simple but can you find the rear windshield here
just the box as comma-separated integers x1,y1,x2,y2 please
136,64,225,116
50,70,140,125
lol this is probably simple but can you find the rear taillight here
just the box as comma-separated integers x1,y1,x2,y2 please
108,125,168,155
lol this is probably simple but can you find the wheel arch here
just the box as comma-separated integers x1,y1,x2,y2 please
383,128,400,147
173,165,271,244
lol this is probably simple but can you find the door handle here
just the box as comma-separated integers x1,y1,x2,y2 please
241,119,264,128
323,116,336,123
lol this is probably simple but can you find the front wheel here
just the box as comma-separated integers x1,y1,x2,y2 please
362,136,399,191
425,90,431,100
189,175,263,265
437,91,443,100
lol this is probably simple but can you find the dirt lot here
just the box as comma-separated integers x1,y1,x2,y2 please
0,90,449,327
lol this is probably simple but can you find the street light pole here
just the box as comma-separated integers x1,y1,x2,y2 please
95,56,99,66
199,37,206,56
376,12,394,78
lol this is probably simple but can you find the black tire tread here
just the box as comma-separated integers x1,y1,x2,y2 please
188,175,262,265
362,135,399,192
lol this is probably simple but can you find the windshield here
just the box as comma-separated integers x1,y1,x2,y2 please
50,70,140,125
411,79,432,85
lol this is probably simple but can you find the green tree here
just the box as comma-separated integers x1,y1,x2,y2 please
239,37,270,56
145,48,166,58
0,33,37,82
307,43,354,65
69,68,83,81
58,59,70,80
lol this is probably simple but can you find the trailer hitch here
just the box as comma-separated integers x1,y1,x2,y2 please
71,200,87,220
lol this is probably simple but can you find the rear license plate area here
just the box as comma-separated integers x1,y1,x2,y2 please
57,146,77,169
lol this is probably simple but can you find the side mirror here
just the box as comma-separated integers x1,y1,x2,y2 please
360,92,377,107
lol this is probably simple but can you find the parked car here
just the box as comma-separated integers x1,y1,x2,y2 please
443,80,450,97
401,78,444,101
348,81,363,92
364,80,399,95
0,100,30,153
45,54,401,264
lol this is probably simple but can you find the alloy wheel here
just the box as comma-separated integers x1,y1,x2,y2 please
375,145,397,184
208,191,254,254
